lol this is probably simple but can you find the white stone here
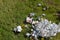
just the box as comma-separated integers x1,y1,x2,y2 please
32,21,38,24
25,25,28,28
16,26,22,32
26,17,33,23
38,3,42,6
43,7,46,11
26,33,31,37
31,29,33,31
58,29,60,32
42,13,46,16
30,13,35,17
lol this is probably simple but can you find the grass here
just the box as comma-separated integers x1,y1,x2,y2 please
0,0,60,40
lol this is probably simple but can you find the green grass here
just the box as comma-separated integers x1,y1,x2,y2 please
0,0,60,40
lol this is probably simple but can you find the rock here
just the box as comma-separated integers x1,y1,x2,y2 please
26,33,31,37
16,26,22,32
37,3,42,7
42,13,46,17
29,13,35,17
26,17,33,23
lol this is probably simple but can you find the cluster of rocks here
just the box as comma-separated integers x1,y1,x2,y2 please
25,13,60,40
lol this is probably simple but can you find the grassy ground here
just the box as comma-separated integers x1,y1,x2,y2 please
0,0,60,40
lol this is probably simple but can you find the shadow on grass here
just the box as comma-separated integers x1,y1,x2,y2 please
56,17,60,22
56,11,60,23
13,31,20,35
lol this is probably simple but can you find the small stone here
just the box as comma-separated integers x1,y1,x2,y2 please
43,7,47,11
30,13,35,17
37,3,42,7
26,33,31,37
25,25,28,28
31,29,33,31
42,13,46,16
